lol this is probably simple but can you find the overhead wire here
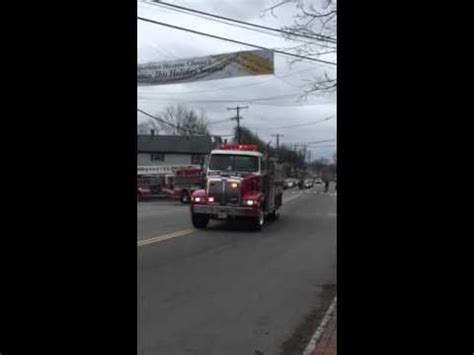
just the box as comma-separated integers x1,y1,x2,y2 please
139,108,238,136
142,0,336,43
138,95,336,107
264,115,334,130
290,138,336,145
141,0,336,49
206,118,233,126
244,116,334,131
138,92,303,104
137,17,337,66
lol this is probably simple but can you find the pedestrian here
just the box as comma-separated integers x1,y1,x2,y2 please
321,166,331,193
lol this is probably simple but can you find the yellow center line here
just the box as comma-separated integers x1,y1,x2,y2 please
137,229,195,248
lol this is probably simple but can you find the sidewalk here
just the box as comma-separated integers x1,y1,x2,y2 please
312,308,336,355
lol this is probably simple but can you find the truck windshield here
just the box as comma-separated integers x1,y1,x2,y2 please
209,154,259,173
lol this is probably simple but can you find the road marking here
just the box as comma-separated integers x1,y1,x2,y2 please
302,296,337,355
137,229,194,248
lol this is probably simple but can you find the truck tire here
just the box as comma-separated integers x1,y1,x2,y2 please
180,190,191,204
192,214,210,229
251,207,265,231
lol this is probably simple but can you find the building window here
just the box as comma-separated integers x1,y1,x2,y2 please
151,153,164,161
191,154,205,165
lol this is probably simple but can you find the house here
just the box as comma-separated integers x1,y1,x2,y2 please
137,133,222,168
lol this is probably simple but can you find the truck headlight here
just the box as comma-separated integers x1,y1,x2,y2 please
194,197,202,202
208,197,215,203
244,200,254,206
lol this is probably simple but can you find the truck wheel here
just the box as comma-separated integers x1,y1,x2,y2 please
180,190,191,204
251,207,265,231
192,214,209,229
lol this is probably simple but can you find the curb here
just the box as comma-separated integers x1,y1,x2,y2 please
302,296,337,355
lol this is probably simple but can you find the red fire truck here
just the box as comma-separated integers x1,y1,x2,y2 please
137,166,205,203
190,144,283,230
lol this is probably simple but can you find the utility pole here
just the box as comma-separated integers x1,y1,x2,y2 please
271,133,284,153
303,144,307,171
227,105,248,144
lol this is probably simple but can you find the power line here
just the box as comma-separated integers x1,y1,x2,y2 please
265,116,334,130
305,140,336,146
138,92,303,104
144,0,336,43
291,138,336,146
138,94,336,107
137,17,337,66
307,145,336,149
206,118,232,126
142,0,336,47
138,97,333,108
139,108,235,136
248,100,335,107
243,116,334,132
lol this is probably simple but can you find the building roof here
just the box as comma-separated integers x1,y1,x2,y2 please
137,135,219,154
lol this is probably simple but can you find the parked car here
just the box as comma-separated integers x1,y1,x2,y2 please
314,178,324,185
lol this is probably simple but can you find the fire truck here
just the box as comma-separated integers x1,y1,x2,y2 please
137,166,205,203
190,144,284,230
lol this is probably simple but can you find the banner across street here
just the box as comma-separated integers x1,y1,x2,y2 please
137,50,274,86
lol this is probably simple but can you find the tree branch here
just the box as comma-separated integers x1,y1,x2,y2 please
301,9,337,19
262,0,292,17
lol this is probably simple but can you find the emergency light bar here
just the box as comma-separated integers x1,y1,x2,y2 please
219,144,258,151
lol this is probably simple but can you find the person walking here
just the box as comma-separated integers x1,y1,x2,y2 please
321,166,331,193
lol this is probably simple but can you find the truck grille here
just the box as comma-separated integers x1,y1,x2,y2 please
224,181,240,205
207,178,240,206
208,179,224,203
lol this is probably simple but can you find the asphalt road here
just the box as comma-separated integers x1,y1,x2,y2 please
137,184,336,355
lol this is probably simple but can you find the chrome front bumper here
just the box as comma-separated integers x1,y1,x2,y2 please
192,204,257,217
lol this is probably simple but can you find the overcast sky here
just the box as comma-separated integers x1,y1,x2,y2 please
137,0,336,160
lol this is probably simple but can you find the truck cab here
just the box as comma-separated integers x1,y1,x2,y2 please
190,144,283,230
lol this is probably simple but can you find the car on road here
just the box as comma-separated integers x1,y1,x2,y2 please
304,179,314,188
283,178,295,189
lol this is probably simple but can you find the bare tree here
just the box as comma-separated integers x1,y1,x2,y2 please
263,0,337,97
156,104,209,136
137,118,160,135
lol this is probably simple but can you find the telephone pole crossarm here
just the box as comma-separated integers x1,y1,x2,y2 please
227,105,248,144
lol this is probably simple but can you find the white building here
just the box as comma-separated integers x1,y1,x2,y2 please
137,134,221,167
